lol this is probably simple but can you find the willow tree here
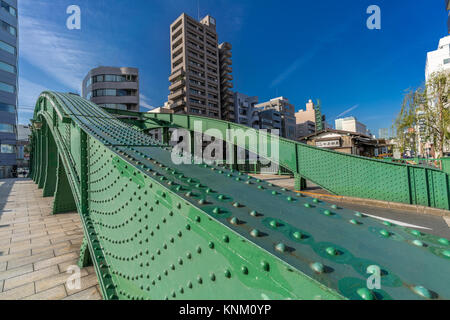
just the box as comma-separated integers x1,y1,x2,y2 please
425,70,450,159
393,87,425,155
394,70,450,160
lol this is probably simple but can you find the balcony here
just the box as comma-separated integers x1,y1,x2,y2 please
189,90,205,99
220,57,232,65
221,73,233,82
206,49,217,59
169,79,185,91
169,89,185,101
221,67,232,76
221,81,232,89
219,42,232,50
169,69,185,82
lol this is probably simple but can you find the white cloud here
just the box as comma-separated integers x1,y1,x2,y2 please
336,104,359,119
140,94,155,110
19,3,97,93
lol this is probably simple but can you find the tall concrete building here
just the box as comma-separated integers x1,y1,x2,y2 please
255,97,296,139
335,116,368,135
425,35,450,81
295,99,327,139
233,92,259,128
82,66,140,112
167,13,233,119
0,0,17,179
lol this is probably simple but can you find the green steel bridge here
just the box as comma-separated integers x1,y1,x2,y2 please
30,91,450,300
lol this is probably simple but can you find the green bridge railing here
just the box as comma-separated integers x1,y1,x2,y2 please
106,108,450,211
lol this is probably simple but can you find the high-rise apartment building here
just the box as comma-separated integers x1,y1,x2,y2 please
82,66,140,112
168,13,233,119
0,0,17,179
255,97,296,139
233,92,259,128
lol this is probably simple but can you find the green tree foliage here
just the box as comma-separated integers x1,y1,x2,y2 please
394,70,450,159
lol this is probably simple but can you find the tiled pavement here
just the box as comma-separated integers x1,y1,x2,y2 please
0,178,101,300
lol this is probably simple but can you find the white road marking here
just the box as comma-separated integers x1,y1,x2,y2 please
444,217,450,228
362,213,432,230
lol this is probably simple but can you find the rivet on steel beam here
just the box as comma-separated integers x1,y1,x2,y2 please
304,203,311,208
241,266,249,275
250,210,258,217
224,270,231,278
411,230,422,237
325,247,338,256
379,229,390,238
323,210,332,216
438,238,449,245
250,229,260,237
412,240,425,247
223,235,230,243
270,220,278,228
275,243,286,252
261,261,270,271
356,288,375,300
310,262,325,274
230,217,238,225
349,219,361,225
293,231,303,240
412,285,433,299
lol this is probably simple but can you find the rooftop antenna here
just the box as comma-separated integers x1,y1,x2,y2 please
197,0,200,20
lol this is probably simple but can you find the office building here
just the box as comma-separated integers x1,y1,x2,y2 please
335,116,368,135
295,99,327,138
82,66,140,112
16,124,30,170
378,128,390,139
233,92,259,128
0,0,17,179
254,97,296,139
167,13,233,119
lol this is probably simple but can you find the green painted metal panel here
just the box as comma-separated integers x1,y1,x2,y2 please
29,92,450,301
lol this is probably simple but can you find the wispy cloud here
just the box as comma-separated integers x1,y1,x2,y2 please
335,104,359,119
270,49,319,88
140,94,155,110
269,24,351,88
19,13,95,92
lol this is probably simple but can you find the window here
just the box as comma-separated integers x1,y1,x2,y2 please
92,74,135,83
1,1,16,17
0,60,15,73
1,21,16,36
0,81,14,93
1,144,14,153
0,102,14,113
0,123,14,133
444,58,450,65
0,40,14,55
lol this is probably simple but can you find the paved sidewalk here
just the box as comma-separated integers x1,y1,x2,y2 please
0,178,101,300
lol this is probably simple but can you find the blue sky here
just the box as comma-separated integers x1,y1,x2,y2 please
18,0,449,135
